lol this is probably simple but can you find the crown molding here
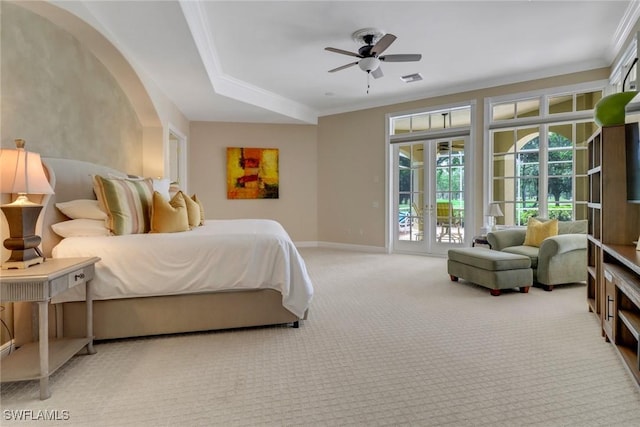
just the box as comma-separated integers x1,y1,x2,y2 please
179,0,318,124
612,0,640,60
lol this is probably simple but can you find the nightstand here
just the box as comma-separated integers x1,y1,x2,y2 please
0,257,100,399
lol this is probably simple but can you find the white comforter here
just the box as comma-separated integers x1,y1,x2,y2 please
52,219,313,318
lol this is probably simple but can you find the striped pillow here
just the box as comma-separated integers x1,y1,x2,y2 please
93,175,154,235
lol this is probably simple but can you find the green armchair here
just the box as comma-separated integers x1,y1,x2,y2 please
486,220,587,291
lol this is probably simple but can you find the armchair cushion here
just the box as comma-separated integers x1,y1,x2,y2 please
503,245,540,268
557,219,587,234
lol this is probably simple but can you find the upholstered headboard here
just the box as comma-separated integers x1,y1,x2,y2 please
41,158,125,257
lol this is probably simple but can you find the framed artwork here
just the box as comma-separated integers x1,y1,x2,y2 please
226,147,279,199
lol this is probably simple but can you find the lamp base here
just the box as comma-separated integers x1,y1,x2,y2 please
2,256,44,270
1,203,45,269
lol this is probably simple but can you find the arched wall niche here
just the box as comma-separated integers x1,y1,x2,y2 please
2,0,164,175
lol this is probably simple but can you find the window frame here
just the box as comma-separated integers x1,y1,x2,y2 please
485,82,606,225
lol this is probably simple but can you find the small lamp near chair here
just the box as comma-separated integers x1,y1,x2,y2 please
487,202,504,232
0,139,54,269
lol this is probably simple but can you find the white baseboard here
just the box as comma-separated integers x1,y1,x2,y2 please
316,241,388,253
293,241,319,248
294,241,388,253
1,340,15,359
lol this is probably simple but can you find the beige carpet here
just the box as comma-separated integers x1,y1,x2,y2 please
1,248,640,426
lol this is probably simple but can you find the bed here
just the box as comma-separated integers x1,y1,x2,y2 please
15,157,313,342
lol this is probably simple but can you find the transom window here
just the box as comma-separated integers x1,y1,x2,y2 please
391,106,471,135
491,90,601,122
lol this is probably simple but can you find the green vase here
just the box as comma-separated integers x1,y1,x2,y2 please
594,91,638,127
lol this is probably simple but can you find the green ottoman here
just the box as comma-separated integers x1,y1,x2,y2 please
447,247,532,296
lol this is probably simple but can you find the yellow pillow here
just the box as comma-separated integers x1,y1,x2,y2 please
192,194,205,225
179,191,201,228
150,191,189,233
523,217,558,247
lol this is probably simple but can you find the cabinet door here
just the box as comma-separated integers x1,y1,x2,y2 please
603,266,616,342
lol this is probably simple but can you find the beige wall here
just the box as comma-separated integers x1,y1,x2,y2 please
1,2,143,173
317,68,610,248
189,122,318,242
1,2,191,177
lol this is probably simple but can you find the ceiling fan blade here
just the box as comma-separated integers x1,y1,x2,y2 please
370,33,396,56
380,54,422,62
325,47,362,58
371,66,384,79
328,62,358,73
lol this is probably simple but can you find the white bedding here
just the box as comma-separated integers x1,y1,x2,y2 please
52,219,313,318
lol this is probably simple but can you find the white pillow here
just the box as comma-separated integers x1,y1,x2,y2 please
51,219,111,238
56,199,107,220
152,178,171,200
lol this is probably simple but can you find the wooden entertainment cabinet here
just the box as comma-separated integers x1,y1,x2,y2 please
587,124,640,385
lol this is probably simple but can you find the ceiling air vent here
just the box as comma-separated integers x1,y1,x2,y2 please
400,73,423,83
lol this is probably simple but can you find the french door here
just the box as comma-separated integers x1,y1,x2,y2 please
393,137,467,255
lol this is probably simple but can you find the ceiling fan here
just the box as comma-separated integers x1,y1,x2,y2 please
325,28,422,80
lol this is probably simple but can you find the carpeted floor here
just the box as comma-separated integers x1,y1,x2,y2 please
1,248,640,426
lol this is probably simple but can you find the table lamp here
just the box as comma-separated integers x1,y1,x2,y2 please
0,139,54,269
487,202,504,231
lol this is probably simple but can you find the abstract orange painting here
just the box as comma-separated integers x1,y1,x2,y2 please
226,147,279,199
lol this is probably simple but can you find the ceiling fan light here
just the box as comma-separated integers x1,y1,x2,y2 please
358,57,380,72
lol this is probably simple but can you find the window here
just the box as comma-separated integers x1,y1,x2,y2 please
391,106,471,135
489,87,602,225
492,98,540,121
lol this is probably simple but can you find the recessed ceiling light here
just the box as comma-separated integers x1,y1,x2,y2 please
400,73,423,83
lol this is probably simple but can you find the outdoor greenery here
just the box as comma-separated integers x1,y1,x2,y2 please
398,146,464,212
510,132,576,224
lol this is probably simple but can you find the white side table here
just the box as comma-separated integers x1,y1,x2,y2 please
0,257,100,399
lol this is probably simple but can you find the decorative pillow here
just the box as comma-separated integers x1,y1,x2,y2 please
51,219,111,238
192,194,205,225
179,191,201,228
523,217,558,247
56,199,107,220
93,175,154,235
150,191,190,233
116,174,171,200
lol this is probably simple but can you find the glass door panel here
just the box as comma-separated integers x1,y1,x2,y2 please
434,139,465,245
394,137,467,255
397,144,424,242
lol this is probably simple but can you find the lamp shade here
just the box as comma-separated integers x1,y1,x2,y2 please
488,202,504,217
0,143,54,196
1,140,53,269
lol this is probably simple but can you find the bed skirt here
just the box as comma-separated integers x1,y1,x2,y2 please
14,289,305,343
